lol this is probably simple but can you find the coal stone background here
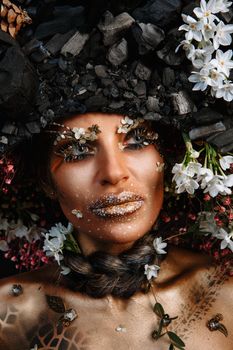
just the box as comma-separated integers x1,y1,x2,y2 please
1,0,233,278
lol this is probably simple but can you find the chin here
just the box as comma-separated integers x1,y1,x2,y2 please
78,217,154,245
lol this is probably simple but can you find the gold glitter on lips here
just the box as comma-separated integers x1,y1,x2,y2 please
88,191,145,218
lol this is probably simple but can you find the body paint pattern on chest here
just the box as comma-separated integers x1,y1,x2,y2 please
170,265,229,341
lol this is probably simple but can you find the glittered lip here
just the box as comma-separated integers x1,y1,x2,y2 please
89,191,145,218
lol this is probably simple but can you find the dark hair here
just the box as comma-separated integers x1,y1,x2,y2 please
63,231,159,298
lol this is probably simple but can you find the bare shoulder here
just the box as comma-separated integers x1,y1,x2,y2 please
159,245,233,310
166,245,232,287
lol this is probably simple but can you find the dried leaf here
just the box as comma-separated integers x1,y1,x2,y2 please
218,323,228,337
46,295,66,314
0,0,31,38
167,331,185,349
1,20,8,32
7,8,16,23
153,302,165,318
1,5,8,17
9,23,16,38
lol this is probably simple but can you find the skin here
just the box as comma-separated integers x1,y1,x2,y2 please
49,113,164,255
0,113,232,350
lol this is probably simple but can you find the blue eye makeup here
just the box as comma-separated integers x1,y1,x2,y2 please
54,141,97,162
52,123,158,162
122,126,159,150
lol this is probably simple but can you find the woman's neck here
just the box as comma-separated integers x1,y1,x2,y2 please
75,230,135,256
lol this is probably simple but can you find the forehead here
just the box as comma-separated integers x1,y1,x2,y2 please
61,113,125,131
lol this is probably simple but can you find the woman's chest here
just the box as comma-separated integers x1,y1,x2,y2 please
2,298,231,350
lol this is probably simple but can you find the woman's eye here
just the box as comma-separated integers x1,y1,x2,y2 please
55,143,96,162
124,128,157,150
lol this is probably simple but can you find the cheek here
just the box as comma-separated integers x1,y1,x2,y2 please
50,163,93,207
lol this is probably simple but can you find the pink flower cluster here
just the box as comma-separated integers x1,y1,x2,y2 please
2,238,50,271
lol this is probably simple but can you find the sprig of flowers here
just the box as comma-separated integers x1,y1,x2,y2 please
198,207,233,253
172,134,233,197
117,116,144,134
42,222,80,274
178,0,233,101
48,122,101,146
144,239,185,350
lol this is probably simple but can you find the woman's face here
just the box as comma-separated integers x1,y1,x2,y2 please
49,113,164,254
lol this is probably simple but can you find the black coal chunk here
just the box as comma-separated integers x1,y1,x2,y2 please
35,6,85,39
0,37,38,120
131,22,165,55
132,0,182,28
189,122,226,140
193,108,223,125
207,128,233,149
98,11,135,46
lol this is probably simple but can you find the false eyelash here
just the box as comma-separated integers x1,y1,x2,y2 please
54,142,94,162
126,127,159,144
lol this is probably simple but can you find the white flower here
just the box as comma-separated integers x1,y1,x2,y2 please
117,126,128,134
153,237,167,255
215,0,232,13
144,264,160,280
213,81,233,101
185,162,202,177
213,21,233,50
42,222,73,265
71,209,83,219
117,117,133,133
189,68,211,91
219,155,233,170
47,222,72,240
199,211,219,235
121,116,134,125
224,174,233,187
193,0,220,22
11,222,29,239
190,149,200,158
72,127,85,140
172,163,200,194
176,177,199,194
198,167,214,187
179,14,203,41
191,47,213,69
209,68,226,86
26,226,42,242
215,228,233,252
175,40,196,59
172,163,186,185
210,49,233,76
43,234,64,265
60,264,71,275
203,174,232,197
0,240,9,252
202,21,217,41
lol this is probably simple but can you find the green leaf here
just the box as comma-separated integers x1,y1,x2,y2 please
153,302,165,317
167,331,185,348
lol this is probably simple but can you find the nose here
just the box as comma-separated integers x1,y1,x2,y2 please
96,145,129,186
